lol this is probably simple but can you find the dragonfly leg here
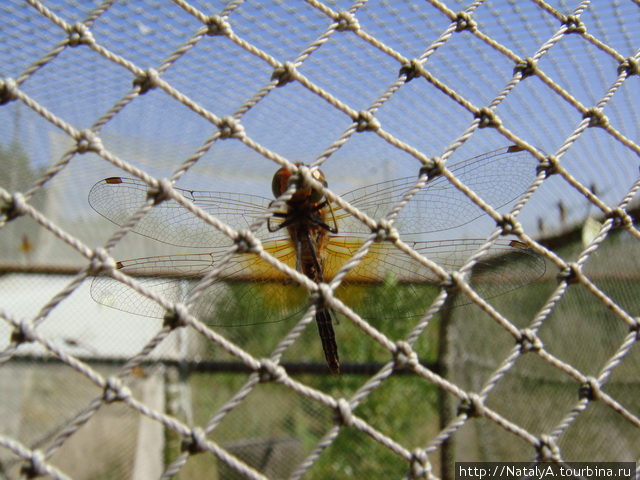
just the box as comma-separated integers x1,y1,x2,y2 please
309,214,338,234
267,211,289,233
310,200,338,234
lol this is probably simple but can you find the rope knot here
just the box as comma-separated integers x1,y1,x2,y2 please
205,15,231,36
89,247,117,276
181,427,208,454
518,328,543,353
606,207,632,229
419,156,445,181
457,393,485,417
333,398,353,427
497,214,523,236
75,129,103,154
335,10,360,32
217,116,245,139
557,262,582,285
537,434,561,462
292,164,311,190
579,377,601,401
536,154,559,178
133,68,160,94
455,11,476,32
618,57,639,77
1,191,28,222
271,61,297,87
103,376,132,403
355,110,381,132
410,449,431,479
233,230,261,254
67,22,95,46
147,177,174,206
394,341,419,370
475,107,502,128
309,282,333,312
258,358,286,382
20,449,47,479
374,219,399,243
0,77,18,105
513,57,538,78
562,15,586,34
399,59,421,82
438,272,457,292
584,107,609,128
11,319,37,345
163,303,189,330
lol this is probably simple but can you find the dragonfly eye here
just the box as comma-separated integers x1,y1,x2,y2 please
271,167,291,198
307,168,328,203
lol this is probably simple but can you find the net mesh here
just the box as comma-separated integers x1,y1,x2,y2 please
1,0,639,479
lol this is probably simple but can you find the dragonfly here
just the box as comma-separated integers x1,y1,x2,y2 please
89,146,545,373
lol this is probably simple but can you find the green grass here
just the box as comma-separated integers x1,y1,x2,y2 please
163,370,441,479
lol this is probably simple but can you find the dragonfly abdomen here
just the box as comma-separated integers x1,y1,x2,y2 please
315,309,340,374
286,203,340,373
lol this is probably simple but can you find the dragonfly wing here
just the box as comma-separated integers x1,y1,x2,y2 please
88,177,280,248
91,240,309,325
336,146,538,235
409,239,546,303
323,237,545,320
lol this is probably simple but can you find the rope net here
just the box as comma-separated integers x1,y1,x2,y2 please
1,0,639,478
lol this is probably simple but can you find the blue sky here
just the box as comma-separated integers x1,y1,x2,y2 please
1,0,639,265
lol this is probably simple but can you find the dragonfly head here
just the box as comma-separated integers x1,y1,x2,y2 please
272,164,328,204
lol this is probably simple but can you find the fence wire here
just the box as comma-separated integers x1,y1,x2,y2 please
0,0,639,479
